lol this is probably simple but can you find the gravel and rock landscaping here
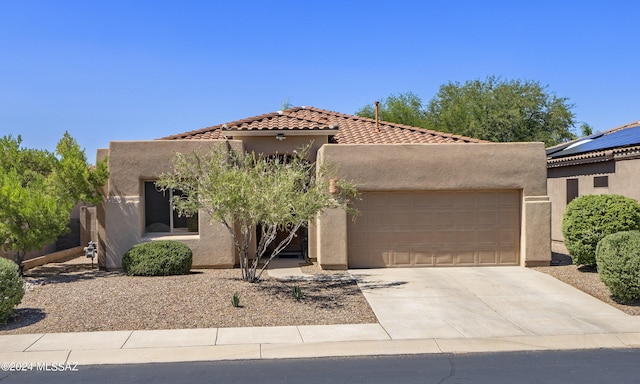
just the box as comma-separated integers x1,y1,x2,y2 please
1,252,638,335
532,253,640,316
0,256,377,335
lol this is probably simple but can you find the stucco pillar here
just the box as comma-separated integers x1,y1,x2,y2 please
79,206,97,246
521,196,551,267
97,200,107,269
316,207,348,269
104,197,142,269
96,148,109,270
307,220,317,260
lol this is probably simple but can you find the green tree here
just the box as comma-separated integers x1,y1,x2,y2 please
356,77,580,146
425,76,577,145
580,123,594,137
0,133,108,273
355,92,428,128
157,145,357,282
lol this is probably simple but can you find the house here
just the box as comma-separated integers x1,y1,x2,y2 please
547,120,640,253
97,106,551,270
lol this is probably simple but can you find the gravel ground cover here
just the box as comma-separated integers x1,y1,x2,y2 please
532,253,640,316
2,252,638,335
0,256,377,334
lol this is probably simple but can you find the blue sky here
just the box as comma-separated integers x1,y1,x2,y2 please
1,1,638,162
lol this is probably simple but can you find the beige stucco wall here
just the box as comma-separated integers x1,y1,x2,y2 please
97,148,109,268
613,159,640,200
319,143,547,195
316,143,551,268
547,157,640,250
101,140,243,269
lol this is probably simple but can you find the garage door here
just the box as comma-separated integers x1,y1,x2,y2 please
348,191,520,267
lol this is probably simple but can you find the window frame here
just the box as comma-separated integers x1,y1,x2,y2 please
593,176,609,188
143,180,198,235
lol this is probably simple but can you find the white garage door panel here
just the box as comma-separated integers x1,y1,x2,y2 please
348,191,521,267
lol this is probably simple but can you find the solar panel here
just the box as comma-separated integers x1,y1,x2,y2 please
546,132,604,156
550,125,640,158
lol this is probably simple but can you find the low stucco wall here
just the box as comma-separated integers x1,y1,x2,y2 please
21,246,85,271
316,143,551,268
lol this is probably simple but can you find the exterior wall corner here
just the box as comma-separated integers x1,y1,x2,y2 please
316,208,348,269
521,196,551,266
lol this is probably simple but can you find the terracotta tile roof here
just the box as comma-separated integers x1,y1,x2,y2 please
159,106,486,144
547,120,640,167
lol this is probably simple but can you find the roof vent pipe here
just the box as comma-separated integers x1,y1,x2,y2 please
374,101,380,133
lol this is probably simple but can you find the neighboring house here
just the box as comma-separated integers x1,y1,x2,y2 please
547,121,640,253
97,106,551,270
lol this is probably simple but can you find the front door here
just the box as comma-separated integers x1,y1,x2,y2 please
260,225,307,258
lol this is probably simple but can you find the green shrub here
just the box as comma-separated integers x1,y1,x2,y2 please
596,231,640,302
122,240,192,276
562,194,640,266
0,258,24,324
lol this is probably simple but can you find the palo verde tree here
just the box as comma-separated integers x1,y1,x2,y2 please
156,144,358,282
0,133,108,273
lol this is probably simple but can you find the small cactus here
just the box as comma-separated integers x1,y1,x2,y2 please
292,286,303,301
232,292,240,308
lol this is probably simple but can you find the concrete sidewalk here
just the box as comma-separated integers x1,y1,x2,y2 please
1,264,640,366
2,325,640,366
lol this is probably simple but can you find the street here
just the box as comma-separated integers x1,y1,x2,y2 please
2,348,640,383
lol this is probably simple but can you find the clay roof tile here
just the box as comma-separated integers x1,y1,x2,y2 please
158,106,487,144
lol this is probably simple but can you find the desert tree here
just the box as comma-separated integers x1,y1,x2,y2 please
156,144,357,282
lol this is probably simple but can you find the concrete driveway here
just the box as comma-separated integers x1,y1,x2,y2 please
349,267,640,340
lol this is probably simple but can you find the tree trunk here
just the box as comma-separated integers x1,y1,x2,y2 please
13,251,25,276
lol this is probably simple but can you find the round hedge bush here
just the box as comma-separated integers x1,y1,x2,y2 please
562,194,640,266
596,231,640,303
122,240,193,276
0,258,25,324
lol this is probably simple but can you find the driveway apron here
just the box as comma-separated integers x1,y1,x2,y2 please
349,267,640,340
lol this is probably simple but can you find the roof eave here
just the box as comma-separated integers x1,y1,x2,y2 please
222,128,339,137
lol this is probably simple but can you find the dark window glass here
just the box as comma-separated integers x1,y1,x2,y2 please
145,182,171,232
594,176,609,188
144,182,198,233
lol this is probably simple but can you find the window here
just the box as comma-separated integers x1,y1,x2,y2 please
566,179,578,204
144,181,198,233
594,176,609,188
